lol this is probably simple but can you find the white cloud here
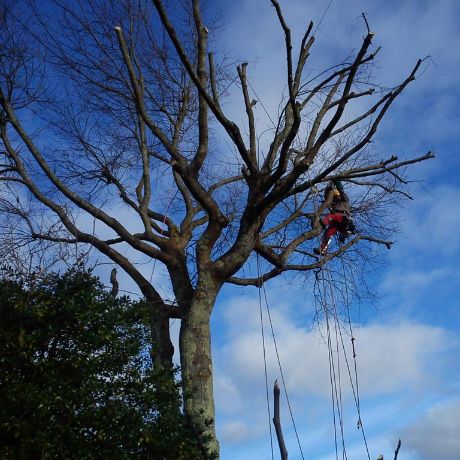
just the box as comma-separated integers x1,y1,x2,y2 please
401,398,460,460
217,294,453,396
214,374,244,414
377,183,460,312
214,290,458,454
352,323,451,394
220,420,261,444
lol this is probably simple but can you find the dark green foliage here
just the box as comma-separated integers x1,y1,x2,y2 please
0,270,206,459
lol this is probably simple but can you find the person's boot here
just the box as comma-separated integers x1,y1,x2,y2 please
347,218,356,235
313,247,326,256
314,240,329,256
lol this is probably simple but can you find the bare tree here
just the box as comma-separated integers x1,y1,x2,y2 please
0,0,433,456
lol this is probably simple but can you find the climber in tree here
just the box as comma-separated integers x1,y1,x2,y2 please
314,179,356,256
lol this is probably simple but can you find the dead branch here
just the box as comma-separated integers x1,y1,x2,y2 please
394,439,402,460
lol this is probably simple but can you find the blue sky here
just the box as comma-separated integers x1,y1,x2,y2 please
195,1,460,459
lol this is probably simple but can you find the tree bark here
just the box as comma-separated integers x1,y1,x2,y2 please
180,277,220,457
149,304,175,369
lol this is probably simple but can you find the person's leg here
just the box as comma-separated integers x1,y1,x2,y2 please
320,214,344,248
321,224,339,250
315,214,345,255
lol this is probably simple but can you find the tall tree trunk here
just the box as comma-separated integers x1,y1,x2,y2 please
180,282,220,458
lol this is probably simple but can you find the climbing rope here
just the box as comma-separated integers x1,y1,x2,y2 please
312,186,341,459
318,247,372,460
320,268,341,460
243,73,365,460
261,270,306,459
257,254,305,460
257,255,275,460
325,266,349,460
338,258,371,458
311,183,372,460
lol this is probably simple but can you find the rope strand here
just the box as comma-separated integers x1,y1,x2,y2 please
257,256,275,460
322,272,340,460
326,267,348,460
261,280,306,460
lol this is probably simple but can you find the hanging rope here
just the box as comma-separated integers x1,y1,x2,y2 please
257,255,275,460
256,255,305,460
313,187,341,459
243,73,366,460
317,240,372,460
338,258,371,459
325,266,349,460
320,269,340,460
260,268,306,459
311,184,373,460
246,78,278,130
